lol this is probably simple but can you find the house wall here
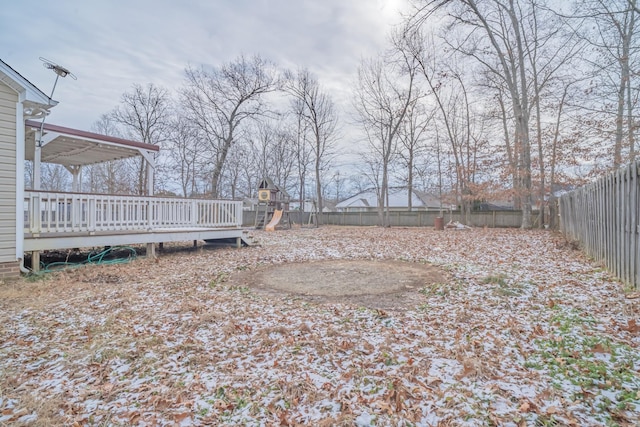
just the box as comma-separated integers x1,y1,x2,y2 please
0,81,19,277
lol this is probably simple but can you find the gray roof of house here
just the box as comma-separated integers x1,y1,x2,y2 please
336,188,441,209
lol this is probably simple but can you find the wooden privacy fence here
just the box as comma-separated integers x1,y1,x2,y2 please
242,210,525,228
559,161,640,289
321,210,524,228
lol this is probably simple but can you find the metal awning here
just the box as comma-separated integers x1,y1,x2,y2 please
24,119,159,167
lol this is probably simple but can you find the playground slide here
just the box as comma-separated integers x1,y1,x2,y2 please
265,209,283,232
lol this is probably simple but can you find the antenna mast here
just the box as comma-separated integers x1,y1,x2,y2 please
37,57,76,146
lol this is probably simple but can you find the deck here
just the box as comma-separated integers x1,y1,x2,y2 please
24,190,245,252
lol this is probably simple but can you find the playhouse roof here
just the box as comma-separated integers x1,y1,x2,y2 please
258,177,290,198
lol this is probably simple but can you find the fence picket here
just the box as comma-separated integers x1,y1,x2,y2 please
560,161,640,289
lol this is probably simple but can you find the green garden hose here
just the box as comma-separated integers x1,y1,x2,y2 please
41,246,137,273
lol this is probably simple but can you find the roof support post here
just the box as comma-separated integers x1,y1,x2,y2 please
33,130,42,191
64,165,82,193
64,165,82,192
30,130,42,235
147,156,154,197
139,149,155,196
144,150,156,258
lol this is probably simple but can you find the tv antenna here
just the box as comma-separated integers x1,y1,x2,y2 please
40,57,76,99
36,57,76,146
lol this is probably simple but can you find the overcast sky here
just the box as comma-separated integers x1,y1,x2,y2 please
1,0,410,144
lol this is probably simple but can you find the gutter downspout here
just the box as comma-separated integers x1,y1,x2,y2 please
15,98,28,273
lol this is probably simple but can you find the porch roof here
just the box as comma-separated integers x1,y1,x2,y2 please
24,119,159,167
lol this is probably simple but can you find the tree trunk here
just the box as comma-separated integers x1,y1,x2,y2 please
510,0,533,228
626,2,636,162
614,72,627,168
407,149,414,211
380,166,389,227
315,154,323,225
534,85,545,228
211,135,234,198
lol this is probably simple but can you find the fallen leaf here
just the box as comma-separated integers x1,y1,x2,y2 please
173,412,190,423
128,413,141,424
592,343,610,354
375,400,393,415
622,319,640,333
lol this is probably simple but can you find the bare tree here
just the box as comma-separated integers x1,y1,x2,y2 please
270,125,297,193
353,51,417,226
181,55,279,197
248,120,296,192
219,142,249,199
288,97,314,209
110,83,171,195
576,0,638,167
405,30,483,223
412,0,546,228
285,68,338,224
86,114,136,194
166,115,207,197
396,94,434,210
518,3,584,226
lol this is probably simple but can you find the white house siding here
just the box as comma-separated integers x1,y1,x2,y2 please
0,82,18,268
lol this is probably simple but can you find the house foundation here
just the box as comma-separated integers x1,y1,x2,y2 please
0,261,21,279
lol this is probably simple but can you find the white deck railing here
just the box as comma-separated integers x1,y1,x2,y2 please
25,191,242,234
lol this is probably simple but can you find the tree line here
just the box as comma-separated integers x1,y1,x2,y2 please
33,0,638,229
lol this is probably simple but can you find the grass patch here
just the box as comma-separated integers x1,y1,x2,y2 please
209,272,229,288
482,274,509,286
526,309,640,424
483,273,526,297
420,282,459,297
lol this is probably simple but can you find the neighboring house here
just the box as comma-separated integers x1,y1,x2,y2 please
475,200,515,211
336,187,442,212
243,197,258,211
289,200,335,213
549,183,575,199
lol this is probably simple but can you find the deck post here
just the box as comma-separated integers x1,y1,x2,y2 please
147,243,155,258
236,236,241,248
31,251,40,272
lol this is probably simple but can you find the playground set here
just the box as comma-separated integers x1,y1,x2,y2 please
254,177,291,231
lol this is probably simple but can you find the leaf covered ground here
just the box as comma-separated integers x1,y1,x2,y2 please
0,226,638,426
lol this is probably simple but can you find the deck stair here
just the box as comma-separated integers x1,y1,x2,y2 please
241,230,260,246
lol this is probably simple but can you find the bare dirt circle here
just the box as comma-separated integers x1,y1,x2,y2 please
237,259,449,309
